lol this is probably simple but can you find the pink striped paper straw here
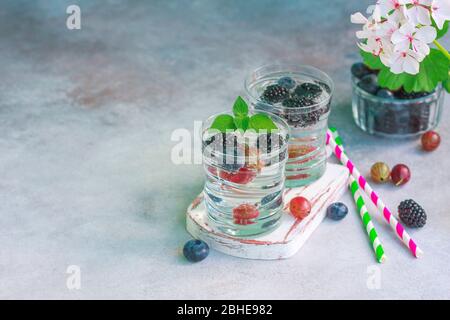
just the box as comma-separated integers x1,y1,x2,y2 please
326,129,423,258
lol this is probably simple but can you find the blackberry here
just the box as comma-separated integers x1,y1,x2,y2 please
283,109,321,128
293,83,323,100
315,80,331,94
398,199,427,228
261,84,289,104
282,97,322,127
282,97,314,108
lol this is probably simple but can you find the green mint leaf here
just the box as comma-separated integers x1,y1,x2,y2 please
234,115,249,131
248,113,278,133
433,20,449,40
210,114,236,133
378,49,450,92
360,50,384,70
232,96,249,118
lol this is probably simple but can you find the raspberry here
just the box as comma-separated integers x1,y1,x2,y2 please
233,204,259,225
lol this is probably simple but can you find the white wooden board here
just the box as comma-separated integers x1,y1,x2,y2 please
186,163,350,260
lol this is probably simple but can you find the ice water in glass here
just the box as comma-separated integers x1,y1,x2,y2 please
245,64,334,188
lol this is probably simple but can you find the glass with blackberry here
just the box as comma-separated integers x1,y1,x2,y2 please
202,111,289,237
245,64,334,188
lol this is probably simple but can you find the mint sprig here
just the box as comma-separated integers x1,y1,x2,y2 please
249,113,278,133
209,96,278,133
210,114,236,133
233,96,249,118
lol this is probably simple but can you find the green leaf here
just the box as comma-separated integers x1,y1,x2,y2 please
360,50,384,70
234,115,249,131
444,79,450,93
378,49,450,93
210,114,236,133
433,20,449,40
232,96,249,118
444,69,450,93
248,113,278,133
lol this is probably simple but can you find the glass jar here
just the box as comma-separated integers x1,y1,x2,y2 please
352,75,444,137
202,111,289,237
245,64,334,188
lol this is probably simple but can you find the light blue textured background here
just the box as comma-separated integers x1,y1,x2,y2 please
1,0,449,299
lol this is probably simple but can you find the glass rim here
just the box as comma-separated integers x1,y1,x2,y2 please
244,63,335,111
351,75,442,104
201,110,290,159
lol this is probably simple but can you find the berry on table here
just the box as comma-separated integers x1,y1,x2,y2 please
261,84,289,104
183,239,210,262
277,76,296,90
357,74,379,95
370,162,390,183
233,203,259,225
326,202,348,221
421,131,440,152
391,164,411,186
351,62,372,79
398,199,427,228
289,196,311,219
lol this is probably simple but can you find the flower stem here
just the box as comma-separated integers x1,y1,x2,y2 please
434,40,450,61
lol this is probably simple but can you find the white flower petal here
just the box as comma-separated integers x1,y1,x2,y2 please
394,40,411,52
432,0,450,29
351,12,368,24
413,40,430,57
403,55,420,74
416,6,432,25
433,13,446,29
415,26,437,43
390,58,404,74
391,29,406,44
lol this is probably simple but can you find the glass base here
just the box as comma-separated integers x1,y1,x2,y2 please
206,209,282,238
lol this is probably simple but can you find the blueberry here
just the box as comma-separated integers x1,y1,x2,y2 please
183,239,209,262
358,74,379,95
351,62,372,79
377,89,395,99
277,77,296,90
395,88,431,100
326,202,348,221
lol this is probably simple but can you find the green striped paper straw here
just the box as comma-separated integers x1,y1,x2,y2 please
349,177,386,263
329,127,386,263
